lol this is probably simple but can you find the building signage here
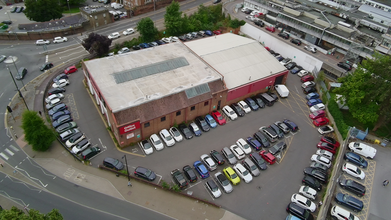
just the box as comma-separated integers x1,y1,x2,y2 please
119,122,140,134
126,133,134,139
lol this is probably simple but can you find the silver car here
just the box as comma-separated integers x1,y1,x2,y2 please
221,147,237,165
242,158,260,177
214,171,233,193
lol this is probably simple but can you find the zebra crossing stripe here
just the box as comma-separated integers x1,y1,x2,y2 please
0,153,9,160
9,145,19,152
5,148,14,156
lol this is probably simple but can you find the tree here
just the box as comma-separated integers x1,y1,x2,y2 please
21,110,56,152
335,52,391,131
164,1,183,36
136,18,159,42
59,0,86,6
82,33,112,57
0,206,63,219
24,0,63,22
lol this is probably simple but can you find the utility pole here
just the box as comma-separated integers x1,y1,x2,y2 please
122,155,130,183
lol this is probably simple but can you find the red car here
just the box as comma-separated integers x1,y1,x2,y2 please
259,150,276,165
265,26,275,33
309,110,326,120
64,66,78,74
301,75,314,82
320,136,340,148
211,111,226,125
317,141,338,154
313,117,329,127
213,30,222,35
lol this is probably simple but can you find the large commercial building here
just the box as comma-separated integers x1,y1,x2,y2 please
83,33,288,147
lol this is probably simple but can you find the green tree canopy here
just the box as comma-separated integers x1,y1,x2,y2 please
59,0,86,6
82,33,112,57
335,52,391,131
164,1,183,36
0,206,63,220
24,0,63,22
21,110,56,151
136,17,159,42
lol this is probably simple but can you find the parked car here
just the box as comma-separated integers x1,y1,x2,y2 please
299,185,317,200
211,111,226,125
169,127,183,142
303,86,317,94
244,98,259,111
344,152,368,168
310,162,328,172
309,110,325,120
1,20,12,25
48,87,66,95
310,154,331,168
278,32,289,39
183,165,197,183
233,163,253,183
337,62,352,71
36,39,50,45
223,167,240,185
149,134,164,151
52,79,70,88
123,28,135,35
49,103,67,116
205,179,222,198
45,98,61,110
268,141,286,155
56,122,77,133
140,139,153,155
290,38,302,45
204,30,213,36
254,131,270,148
302,175,322,191
291,194,316,212
302,81,316,89
298,70,310,77
189,122,202,136
307,99,323,107
249,153,267,170
194,161,209,179
254,20,264,27
301,75,314,82
259,150,276,164
313,117,329,127
310,103,326,113
230,103,245,117
53,37,68,43
252,96,265,108
304,45,317,53
135,166,156,181
316,149,333,160
306,93,320,101
171,169,188,189
283,119,299,132
290,66,303,74
15,67,27,80
246,137,262,151
159,129,175,147
204,114,217,128
51,110,70,121
103,157,124,170
286,202,314,220
237,101,251,113
59,128,79,142
317,142,338,154
178,123,193,139
280,58,292,66
342,163,365,179
242,157,260,177
339,179,366,197
321,136,340,148
236,138,252,154
303,167,327,183
335,193,364,212
195,116,210,132
81,147,100,160
210,150,225,165
330,205,360,220
201,154,217,171
222,105,238,120
40,62,54,71
285,62,297,70
265,26,276,32
348,142,377,159
52,73,68,82
108,32,120,39
275,121,290,134
118,47,130,54
52,115,72,128
221,147,237,165
318,125,334,134
230,145,245,160
214,171,233,193
71,139,90,154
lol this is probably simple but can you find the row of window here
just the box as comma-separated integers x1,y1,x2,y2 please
143,101,209,128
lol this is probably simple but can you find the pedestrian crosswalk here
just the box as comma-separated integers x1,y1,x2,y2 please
0,145,19,160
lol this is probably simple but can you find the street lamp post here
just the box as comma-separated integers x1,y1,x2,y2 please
67,0,71,13
122,155,130,183
5,11,11,21
6,66,29,111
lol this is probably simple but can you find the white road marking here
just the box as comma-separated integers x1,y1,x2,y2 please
9,145,19,152
4,148,14,156
0,153,9,160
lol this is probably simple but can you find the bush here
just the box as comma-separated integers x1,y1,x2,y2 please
328,98,349,139
161,180,170,189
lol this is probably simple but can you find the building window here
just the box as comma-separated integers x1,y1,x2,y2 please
191,106,195,111
204,101,209,106
95,15,97,19
161,116,166,122
176,111,181,116
103,13,106,17
144,122,150,128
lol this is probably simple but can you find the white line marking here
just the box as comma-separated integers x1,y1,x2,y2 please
5,149,14,156
9,145,19,152
0,153,9,160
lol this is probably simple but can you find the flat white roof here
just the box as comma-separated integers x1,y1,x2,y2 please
84,42,222,113
185,33,286,89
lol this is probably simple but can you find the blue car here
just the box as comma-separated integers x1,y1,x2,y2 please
139,43,150,48
204,30,213,36
283,119,299,132
204,114,217,128
344,152,368,168
246,137,262,151
335,193,364,212
306,92,320,100
193,161,209,178
51,110,71,120
245,98,259,111
307,98,322,107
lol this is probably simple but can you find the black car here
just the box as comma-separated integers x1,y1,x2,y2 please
155,40,165,45
344,152,368,168
244,9,253,14
337,62,352,71
53,73,68,83
290,66,303,74
178,123,193,139
339,179,366,197
39,62,53,71
178,35,187,41
210,150,225,165
245,98,259,111
268,50,276,55
183,165,197,183
252,96,265,108
286,202,314,220
302,175,322,191
213,0,221,4
270,124,284,139
335,193,364,212
254,20,264,27
254,131,270,148
276,56,284,61
278,32,289,39
303,167,328,183
15,67,27,80
11,7,18,13
285,62,297,70
267,92,278,102
310,162,328,172
290,39,302,45
48,87,66,95
249,153,267,170
268,141,286,155
52,115,72,128
2,20,12,25
230,103,245,117
81,147,101,160
303,86,317,94
132,45,141,50
48,103,67,116
195,116,210,132
103,157,124,170
134,166,156,181
171,169,188,189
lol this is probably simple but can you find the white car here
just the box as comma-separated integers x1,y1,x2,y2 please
108,32,120,39
291,193,316,212
299,186,317,200
52,79,70,88
205,179,222,199
236,138,252,154
342,163,365,180
280,58,292,66
241,7,250,12
36,39,50,45
149,134,164,151
45,93,64,103
201,154,217,171
250,10,260,16
45,98,61,110
230,145,245,160
298,70,309,77
118,47,130,54
233,163,253,183
222,105,238,121
140,140,153,155
304,45,317,53
123,28,135,35
159,129,175,147
71,139,91,154
330,205,359,220
113,3,123,9
214,172,233,194
169,127,183,142
53,37,68,43
311,154,331,168
301,81,316,89
162,36,178,43
238,101,251,113
65,133,85,148
318,125,334,134
348,142,377,159
310,103,326,113
245,15,256,21
316,149,333,160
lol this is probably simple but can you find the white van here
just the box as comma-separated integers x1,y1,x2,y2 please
275,84,289,98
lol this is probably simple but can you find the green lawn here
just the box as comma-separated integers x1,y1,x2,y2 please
63,6,80,14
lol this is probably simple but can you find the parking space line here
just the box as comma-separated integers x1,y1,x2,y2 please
0,153,9,160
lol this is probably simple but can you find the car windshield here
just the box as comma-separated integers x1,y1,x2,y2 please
359,157,365,163
353,143,359,147
209,118,216,124
166,136,172,141
154,139,161,145
172,130,180,137
229,111,234,115
348,213,355,220
217,115,223,120
200,121,207,126
243,143,250,149
211,184,218,192
250,164,257,171
242,170,249,176
231,173,238,179
313,111,320,116
145,170,151,177
227,153,234,159
305,199,312,206
303,186,309,192
356,168,361,174
193,125,199,131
